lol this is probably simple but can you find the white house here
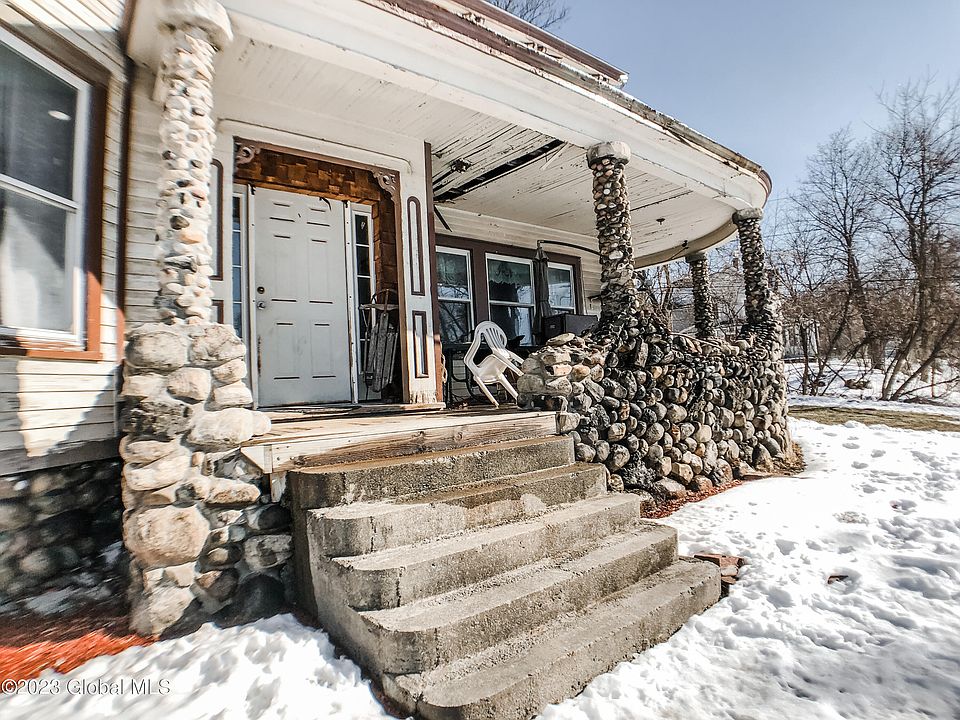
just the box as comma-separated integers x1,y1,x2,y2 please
0,2,778,717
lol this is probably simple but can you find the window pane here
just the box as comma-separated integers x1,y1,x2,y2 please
548,266,574,309
490,304,534,346
354,214,369,245
232,302,243,338
208,161,221,273
0,188,72,332
0,42,78,199
357,277,372,306
487,258,533,304
439,301,470,344
232,271,243,307
355,239,371,277
437,251,470,300
230,195,244,340
231,195,243,266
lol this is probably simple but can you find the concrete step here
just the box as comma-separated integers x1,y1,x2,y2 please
361,522,677,674
387,559,720,720
332,494,643,611
289,435,575,509
308,462,608,557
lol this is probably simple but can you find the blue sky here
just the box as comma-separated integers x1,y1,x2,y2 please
555,1,960,203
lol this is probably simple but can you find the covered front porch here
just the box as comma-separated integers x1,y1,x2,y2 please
124,0,769,414
113,0,785,649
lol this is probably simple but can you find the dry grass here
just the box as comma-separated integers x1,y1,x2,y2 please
791,405,960,432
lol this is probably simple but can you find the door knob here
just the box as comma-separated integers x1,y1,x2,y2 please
256,301,266,309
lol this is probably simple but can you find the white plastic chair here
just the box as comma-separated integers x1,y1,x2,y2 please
463,321,524,407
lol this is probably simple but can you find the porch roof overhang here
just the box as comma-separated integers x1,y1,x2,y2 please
125,0,771,267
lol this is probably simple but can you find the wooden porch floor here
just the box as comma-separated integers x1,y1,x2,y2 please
240,407,559,474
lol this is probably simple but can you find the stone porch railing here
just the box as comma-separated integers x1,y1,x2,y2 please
518,143,796,503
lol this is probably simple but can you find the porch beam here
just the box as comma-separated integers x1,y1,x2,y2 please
219,5,768,211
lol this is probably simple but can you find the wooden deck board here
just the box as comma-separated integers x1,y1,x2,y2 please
241,409,559,473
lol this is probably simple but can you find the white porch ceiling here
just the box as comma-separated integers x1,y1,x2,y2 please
211,37,739,266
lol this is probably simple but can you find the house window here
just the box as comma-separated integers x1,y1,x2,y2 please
230,193,246,339
0,30,92,345
547,262,576,313
437,247,473,344
487,254,535,346
352,207,376,374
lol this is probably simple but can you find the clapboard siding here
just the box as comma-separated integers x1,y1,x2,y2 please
0,0,125,468
0,374,118,394
437,206,603,315
124,68,164,327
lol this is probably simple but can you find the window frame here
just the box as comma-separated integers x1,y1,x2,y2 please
546,261,577,314
434,235,585,346
229,190,248,340
0,22,107,360
436,246,474,344
350,203,376,390
486,252,537,345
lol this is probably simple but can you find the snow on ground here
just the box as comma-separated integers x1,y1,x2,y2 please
4,417,960,720
543,418,960,720
0,614,389,720
785,358,960,407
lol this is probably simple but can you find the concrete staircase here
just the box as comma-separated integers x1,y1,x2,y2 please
289,432,720,720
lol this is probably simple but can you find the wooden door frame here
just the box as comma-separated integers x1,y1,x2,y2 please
245,185,362,408
233,137,409,406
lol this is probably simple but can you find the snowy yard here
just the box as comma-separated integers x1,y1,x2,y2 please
3,415,959,720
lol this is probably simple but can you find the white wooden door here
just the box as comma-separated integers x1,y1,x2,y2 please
253,188,352,406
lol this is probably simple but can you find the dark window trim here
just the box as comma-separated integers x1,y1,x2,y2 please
436,234,584,330
209,159,224,280
0,16,109,361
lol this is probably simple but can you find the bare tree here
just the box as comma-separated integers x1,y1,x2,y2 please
871,79,960,400
797,129,885,368
641,261,685,331
487,0,569,30
769,205,865,395
769,78,960,402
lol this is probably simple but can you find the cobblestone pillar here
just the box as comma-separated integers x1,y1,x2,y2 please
732,208,774,329
120,1,283,637
731,207,793,469
685,251,717,340
154,0,230,323
586,142,641,323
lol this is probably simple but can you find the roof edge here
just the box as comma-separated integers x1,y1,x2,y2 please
449,0,627,83
372,0,771,201
378,0,628,85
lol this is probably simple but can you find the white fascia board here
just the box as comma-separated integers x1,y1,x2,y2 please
222,0,767,211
